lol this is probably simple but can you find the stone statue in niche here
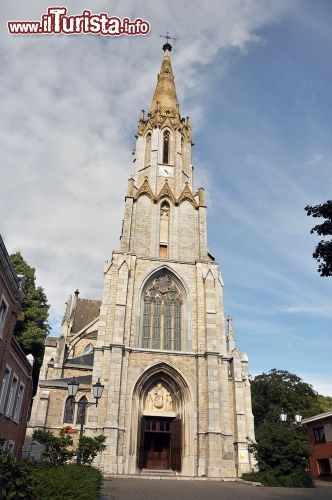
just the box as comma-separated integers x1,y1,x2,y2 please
145,383,173,411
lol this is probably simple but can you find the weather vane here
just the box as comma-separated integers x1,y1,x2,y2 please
160,32,176,44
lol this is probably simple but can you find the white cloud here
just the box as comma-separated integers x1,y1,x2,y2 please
1,1,293,331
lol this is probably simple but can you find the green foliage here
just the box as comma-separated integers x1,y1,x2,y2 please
32,429,75,464
243,468,314,487
0,452,101,500
32,429,107,467
31,464,102,500
252,421,309,473
250,369,322,427
249,370,321,487
10,252,50,393
305,200,332,277
0,449,36,499
76,435,106,465
247,421,313,487
316,394,332,412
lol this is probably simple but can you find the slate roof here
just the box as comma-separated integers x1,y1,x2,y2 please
39,375,92,387
65,352,94,367
71,298,101,334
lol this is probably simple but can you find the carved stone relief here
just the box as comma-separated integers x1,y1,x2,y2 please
145,383,173,412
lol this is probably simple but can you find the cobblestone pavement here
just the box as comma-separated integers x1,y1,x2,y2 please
101,478,332,500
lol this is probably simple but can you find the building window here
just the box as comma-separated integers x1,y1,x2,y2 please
141,273,182,351
0,440,15,453
144,132,152,167
0,365,11,413
163,130,170,164
84,343,94,354
6,374,18,418
63,396,74,423
13,382,25,423
318,458,331,475
0,296,8,338
314,426,326,443
76,396,87,425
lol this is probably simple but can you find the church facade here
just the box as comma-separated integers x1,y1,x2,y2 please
24,43,255,478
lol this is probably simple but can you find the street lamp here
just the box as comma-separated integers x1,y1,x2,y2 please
67,377,104,463
280,409,303,427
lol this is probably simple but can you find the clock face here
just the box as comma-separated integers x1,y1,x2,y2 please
159,166,173,177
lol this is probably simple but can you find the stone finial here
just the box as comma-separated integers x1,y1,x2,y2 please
227,316,236,352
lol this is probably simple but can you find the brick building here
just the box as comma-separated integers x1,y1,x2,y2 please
0,235,33,457
24,44,255,478
302,410,332,480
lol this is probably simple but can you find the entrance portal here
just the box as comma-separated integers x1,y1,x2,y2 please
139,417,181,471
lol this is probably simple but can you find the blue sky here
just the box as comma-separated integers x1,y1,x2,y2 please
1,1,331,395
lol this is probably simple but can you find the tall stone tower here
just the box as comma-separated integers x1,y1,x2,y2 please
24,43,255,479
90,43,255,477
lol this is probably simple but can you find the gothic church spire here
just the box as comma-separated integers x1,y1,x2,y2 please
149,43,181,128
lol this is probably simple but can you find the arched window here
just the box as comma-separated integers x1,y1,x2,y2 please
84,343,94,354
63,396,74,423
141,273,182,351
76,396,87,425
144,132,152,167
163,130,170,164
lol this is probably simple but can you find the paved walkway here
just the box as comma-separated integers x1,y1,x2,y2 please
101,477,332,500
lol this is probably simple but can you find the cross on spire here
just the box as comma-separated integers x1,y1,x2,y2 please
160,32,176,52
160,32,176,44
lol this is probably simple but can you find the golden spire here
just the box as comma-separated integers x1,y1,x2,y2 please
149,43,180,127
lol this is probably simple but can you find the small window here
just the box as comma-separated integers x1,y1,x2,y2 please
0,366,11,413
163,131,170,164
76,396,87,425
13,383,25,423
318,458,331,475
0,297,8,338
144,132,152,167
159,245,168,258
6,374,18,418
84,344,94,354
2,440,15,454
314,426,326,443
63,396,74,423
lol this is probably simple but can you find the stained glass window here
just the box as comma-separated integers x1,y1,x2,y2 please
63,396,74,423
141,273,182,351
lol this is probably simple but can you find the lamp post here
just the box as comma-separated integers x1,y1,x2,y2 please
67,377,104,463
280,409,303,427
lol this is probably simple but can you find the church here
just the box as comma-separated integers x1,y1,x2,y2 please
24,42,255,478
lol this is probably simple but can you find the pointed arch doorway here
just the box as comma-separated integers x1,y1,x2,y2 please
131,363,191,474
139,414,181,470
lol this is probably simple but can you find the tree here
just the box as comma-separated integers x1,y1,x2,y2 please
250,369,323,427
10,252,50,392
305,200,332,277
247,369,326,487
248,421,313,487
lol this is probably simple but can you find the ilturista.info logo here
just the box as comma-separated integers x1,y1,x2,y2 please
8,7,151,36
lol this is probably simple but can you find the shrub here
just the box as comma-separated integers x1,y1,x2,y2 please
32,429,75,464
76,435,106,465
242,468,314,488
0,450,35,499
31,464,102,500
